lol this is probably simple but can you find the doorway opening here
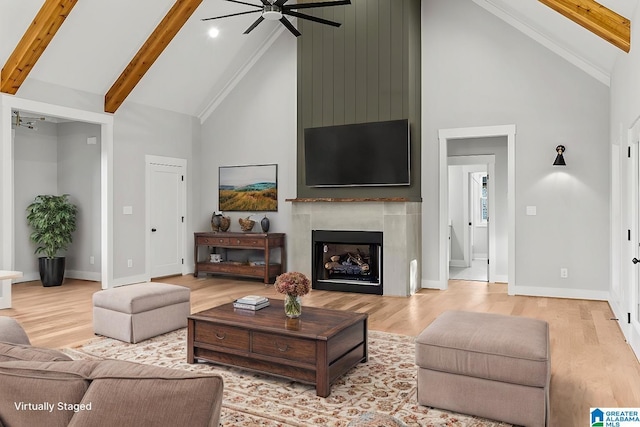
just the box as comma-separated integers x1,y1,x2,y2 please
448,164,491,282
438,125,515,294
1,95,113,309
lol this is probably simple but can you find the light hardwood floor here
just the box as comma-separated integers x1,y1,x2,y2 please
2,275,639,426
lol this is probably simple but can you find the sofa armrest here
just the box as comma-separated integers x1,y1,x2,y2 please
0,317,31,345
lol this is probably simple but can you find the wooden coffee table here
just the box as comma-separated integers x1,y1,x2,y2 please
187,300,368,397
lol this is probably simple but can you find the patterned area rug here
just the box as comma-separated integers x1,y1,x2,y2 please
63,330,511,427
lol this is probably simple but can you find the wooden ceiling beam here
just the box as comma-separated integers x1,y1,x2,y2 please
538,0,630,52
1,0,78,95
104,0,203,113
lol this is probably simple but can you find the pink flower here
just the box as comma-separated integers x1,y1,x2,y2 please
274,272,311,297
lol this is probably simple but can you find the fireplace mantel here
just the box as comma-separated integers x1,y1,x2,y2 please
286,197,412,203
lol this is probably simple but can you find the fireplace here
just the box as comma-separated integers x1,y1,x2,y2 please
312,230,383,295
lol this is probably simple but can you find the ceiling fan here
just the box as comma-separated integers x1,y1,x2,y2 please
202,0,351,37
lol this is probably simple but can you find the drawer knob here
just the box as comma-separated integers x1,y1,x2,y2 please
275,341,289,352
215,332,226,340
236,239,241,244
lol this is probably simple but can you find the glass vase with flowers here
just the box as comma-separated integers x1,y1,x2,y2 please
274,272,311,318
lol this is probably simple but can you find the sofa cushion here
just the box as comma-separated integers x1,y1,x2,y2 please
0,360,97,427
0,341,72,362
67,360,223,427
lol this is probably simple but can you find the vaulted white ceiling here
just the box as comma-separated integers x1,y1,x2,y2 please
1,0,637,118
473,0,636,85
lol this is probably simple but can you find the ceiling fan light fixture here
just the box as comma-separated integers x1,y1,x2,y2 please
262,5,282,21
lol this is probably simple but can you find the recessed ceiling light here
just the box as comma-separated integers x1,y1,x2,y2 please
208,27,220,38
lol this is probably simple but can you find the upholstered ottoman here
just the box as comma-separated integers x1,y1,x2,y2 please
415,311,550,427
93,282,190,343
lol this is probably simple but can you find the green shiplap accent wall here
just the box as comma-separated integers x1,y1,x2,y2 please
296,0,421,200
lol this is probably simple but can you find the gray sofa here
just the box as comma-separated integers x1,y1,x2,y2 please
0,317,224,427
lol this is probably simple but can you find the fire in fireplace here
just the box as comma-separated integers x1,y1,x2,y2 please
312,230,383,295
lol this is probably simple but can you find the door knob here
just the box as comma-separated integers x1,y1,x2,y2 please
633,258,640,264
151,228,157,232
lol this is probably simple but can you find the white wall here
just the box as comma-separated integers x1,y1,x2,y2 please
422,0,610,297
200,32,297,263
13,122,58,277
448,165,466,263
58,121,102,280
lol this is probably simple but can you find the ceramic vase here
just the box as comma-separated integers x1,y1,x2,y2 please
260,215,270,232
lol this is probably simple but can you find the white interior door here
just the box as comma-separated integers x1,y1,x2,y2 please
0,129,16,308
631,141,640,356
146,156,186,279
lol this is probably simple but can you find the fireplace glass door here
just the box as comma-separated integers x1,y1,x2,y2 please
312,230,382,295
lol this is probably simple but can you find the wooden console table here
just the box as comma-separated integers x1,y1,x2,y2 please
193,232,286,284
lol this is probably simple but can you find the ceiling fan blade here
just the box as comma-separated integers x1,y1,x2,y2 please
283,10,341,27
224,0,263,8
274,0,289,6
201,10,261,21
283,0,350,10
244,16,265,34
279,16,301,37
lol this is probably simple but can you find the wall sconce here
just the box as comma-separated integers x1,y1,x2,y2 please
553,145,566,166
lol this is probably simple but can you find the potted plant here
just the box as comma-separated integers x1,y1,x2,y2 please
26,194,78,287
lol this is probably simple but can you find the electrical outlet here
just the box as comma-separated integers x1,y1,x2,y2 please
90,256,95,265
127,259,133,268
560,268,568,278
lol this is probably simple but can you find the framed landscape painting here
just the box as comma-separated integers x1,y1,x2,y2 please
219,164,278,212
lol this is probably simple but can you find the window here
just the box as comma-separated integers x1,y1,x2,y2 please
480,175,488,224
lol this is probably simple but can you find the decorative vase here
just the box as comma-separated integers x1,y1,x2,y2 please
211,213,222,231
219,216,230,232
260,215,270,232
284,294,302,318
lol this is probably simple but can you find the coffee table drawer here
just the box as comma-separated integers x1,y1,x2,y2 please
252,332,316,363
195,323,249,351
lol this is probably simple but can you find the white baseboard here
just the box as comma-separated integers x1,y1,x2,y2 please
422,279,446,290
449,260,468,268
514,285,609,301
14,270,101,284
13,272,39,283
66,270,101,282
493,274,508,283
110,274,150,288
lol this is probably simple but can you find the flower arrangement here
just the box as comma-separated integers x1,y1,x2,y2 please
274,272,310,318
274,271,311,297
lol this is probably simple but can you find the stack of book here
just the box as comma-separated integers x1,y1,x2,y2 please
233,295,269,311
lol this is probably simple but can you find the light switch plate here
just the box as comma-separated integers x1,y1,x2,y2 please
123,206,133,215
526,206,537,216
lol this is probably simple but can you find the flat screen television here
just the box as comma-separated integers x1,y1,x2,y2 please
304,119,410,187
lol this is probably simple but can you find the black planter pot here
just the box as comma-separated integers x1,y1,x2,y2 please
38,257,65,287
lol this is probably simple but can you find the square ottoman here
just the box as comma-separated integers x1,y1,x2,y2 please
93,282,190,343
415,310,550,427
